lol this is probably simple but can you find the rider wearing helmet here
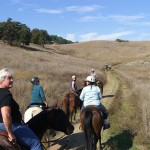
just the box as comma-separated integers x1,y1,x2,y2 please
30,77,48,108
80,75,110,130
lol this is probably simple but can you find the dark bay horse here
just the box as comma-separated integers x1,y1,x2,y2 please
62,90,81,123
80,106,104,150
0,108,74,150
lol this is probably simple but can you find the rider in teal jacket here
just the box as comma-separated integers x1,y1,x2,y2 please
30,77,47,107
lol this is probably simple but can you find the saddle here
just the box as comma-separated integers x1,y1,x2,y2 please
69,90,79,97
82,105,104,117
0,130,22,150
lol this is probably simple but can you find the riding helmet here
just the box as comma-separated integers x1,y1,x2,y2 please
30,77,40,84
85,76,95,82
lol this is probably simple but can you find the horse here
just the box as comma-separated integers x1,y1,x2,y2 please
24,105,57,147
105,64,112,71
80,106,104,150
62,90,81,123
0,108,74,150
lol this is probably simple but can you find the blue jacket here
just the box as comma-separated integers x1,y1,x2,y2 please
80,85,102,107
30,85,46,105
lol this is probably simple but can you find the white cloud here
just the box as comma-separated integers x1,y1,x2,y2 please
79,31,135,41
66,5,101,13
35,8,62,14
33,5,101,15
65,33,75,41
79,32,98,41
109,14,145,22
79,16,99,22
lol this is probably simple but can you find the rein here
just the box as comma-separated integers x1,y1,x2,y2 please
0,130,22,150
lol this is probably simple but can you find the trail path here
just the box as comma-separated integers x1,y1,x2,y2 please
46,71,119,150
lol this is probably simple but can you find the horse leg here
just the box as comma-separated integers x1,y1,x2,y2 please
99,133,103,150
70,111,73,123
74,107,77,121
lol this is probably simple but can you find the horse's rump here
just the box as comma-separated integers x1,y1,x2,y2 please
24,106,43,123
80,106,103,150
63,91,81,122
81,107,103,131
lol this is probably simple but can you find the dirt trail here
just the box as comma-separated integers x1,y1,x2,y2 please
46,71,119,150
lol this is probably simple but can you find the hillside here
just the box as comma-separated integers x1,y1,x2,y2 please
46,40,150,65
0,40,150,149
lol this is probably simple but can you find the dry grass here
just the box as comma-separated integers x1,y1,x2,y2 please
114,59,150,144
0,40,150,148
47,40,150,65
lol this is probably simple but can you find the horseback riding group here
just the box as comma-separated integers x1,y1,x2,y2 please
0,68,110,150
68,69,110,129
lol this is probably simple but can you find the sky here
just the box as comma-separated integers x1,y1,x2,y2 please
1,0,150,42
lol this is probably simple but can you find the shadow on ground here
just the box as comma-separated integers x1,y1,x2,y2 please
104,130,134,150
49,132,86,150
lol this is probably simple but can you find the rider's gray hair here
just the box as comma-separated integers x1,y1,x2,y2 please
0,68,13,83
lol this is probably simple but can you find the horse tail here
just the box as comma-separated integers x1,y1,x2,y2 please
66,93,70,119
84,110,97,150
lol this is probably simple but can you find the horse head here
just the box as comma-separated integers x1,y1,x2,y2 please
46,108,74,135
26,108,74,140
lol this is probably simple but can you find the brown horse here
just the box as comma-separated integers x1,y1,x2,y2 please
0,108,74,150
62,91,81,123
80,106,104,150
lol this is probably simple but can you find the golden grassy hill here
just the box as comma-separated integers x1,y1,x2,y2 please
0,40,150,148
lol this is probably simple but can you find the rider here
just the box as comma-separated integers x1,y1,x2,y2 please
0,68,42,149
80,75,110,130
91,69,97,80
29,77,48,108
69,75,79,96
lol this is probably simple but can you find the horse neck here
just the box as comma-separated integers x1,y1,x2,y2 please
27,111,50,140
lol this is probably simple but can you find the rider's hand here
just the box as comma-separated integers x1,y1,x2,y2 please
8,132,16,144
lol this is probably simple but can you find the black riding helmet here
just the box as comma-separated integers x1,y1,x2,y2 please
30,77,40,85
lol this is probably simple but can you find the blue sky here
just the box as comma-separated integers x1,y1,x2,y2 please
1,0,150,42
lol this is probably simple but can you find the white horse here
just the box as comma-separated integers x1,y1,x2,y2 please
24,106,43,123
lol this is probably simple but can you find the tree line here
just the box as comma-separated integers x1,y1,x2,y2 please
0,18,73,46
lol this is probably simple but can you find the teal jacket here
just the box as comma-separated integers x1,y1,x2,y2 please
30,85,46,105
